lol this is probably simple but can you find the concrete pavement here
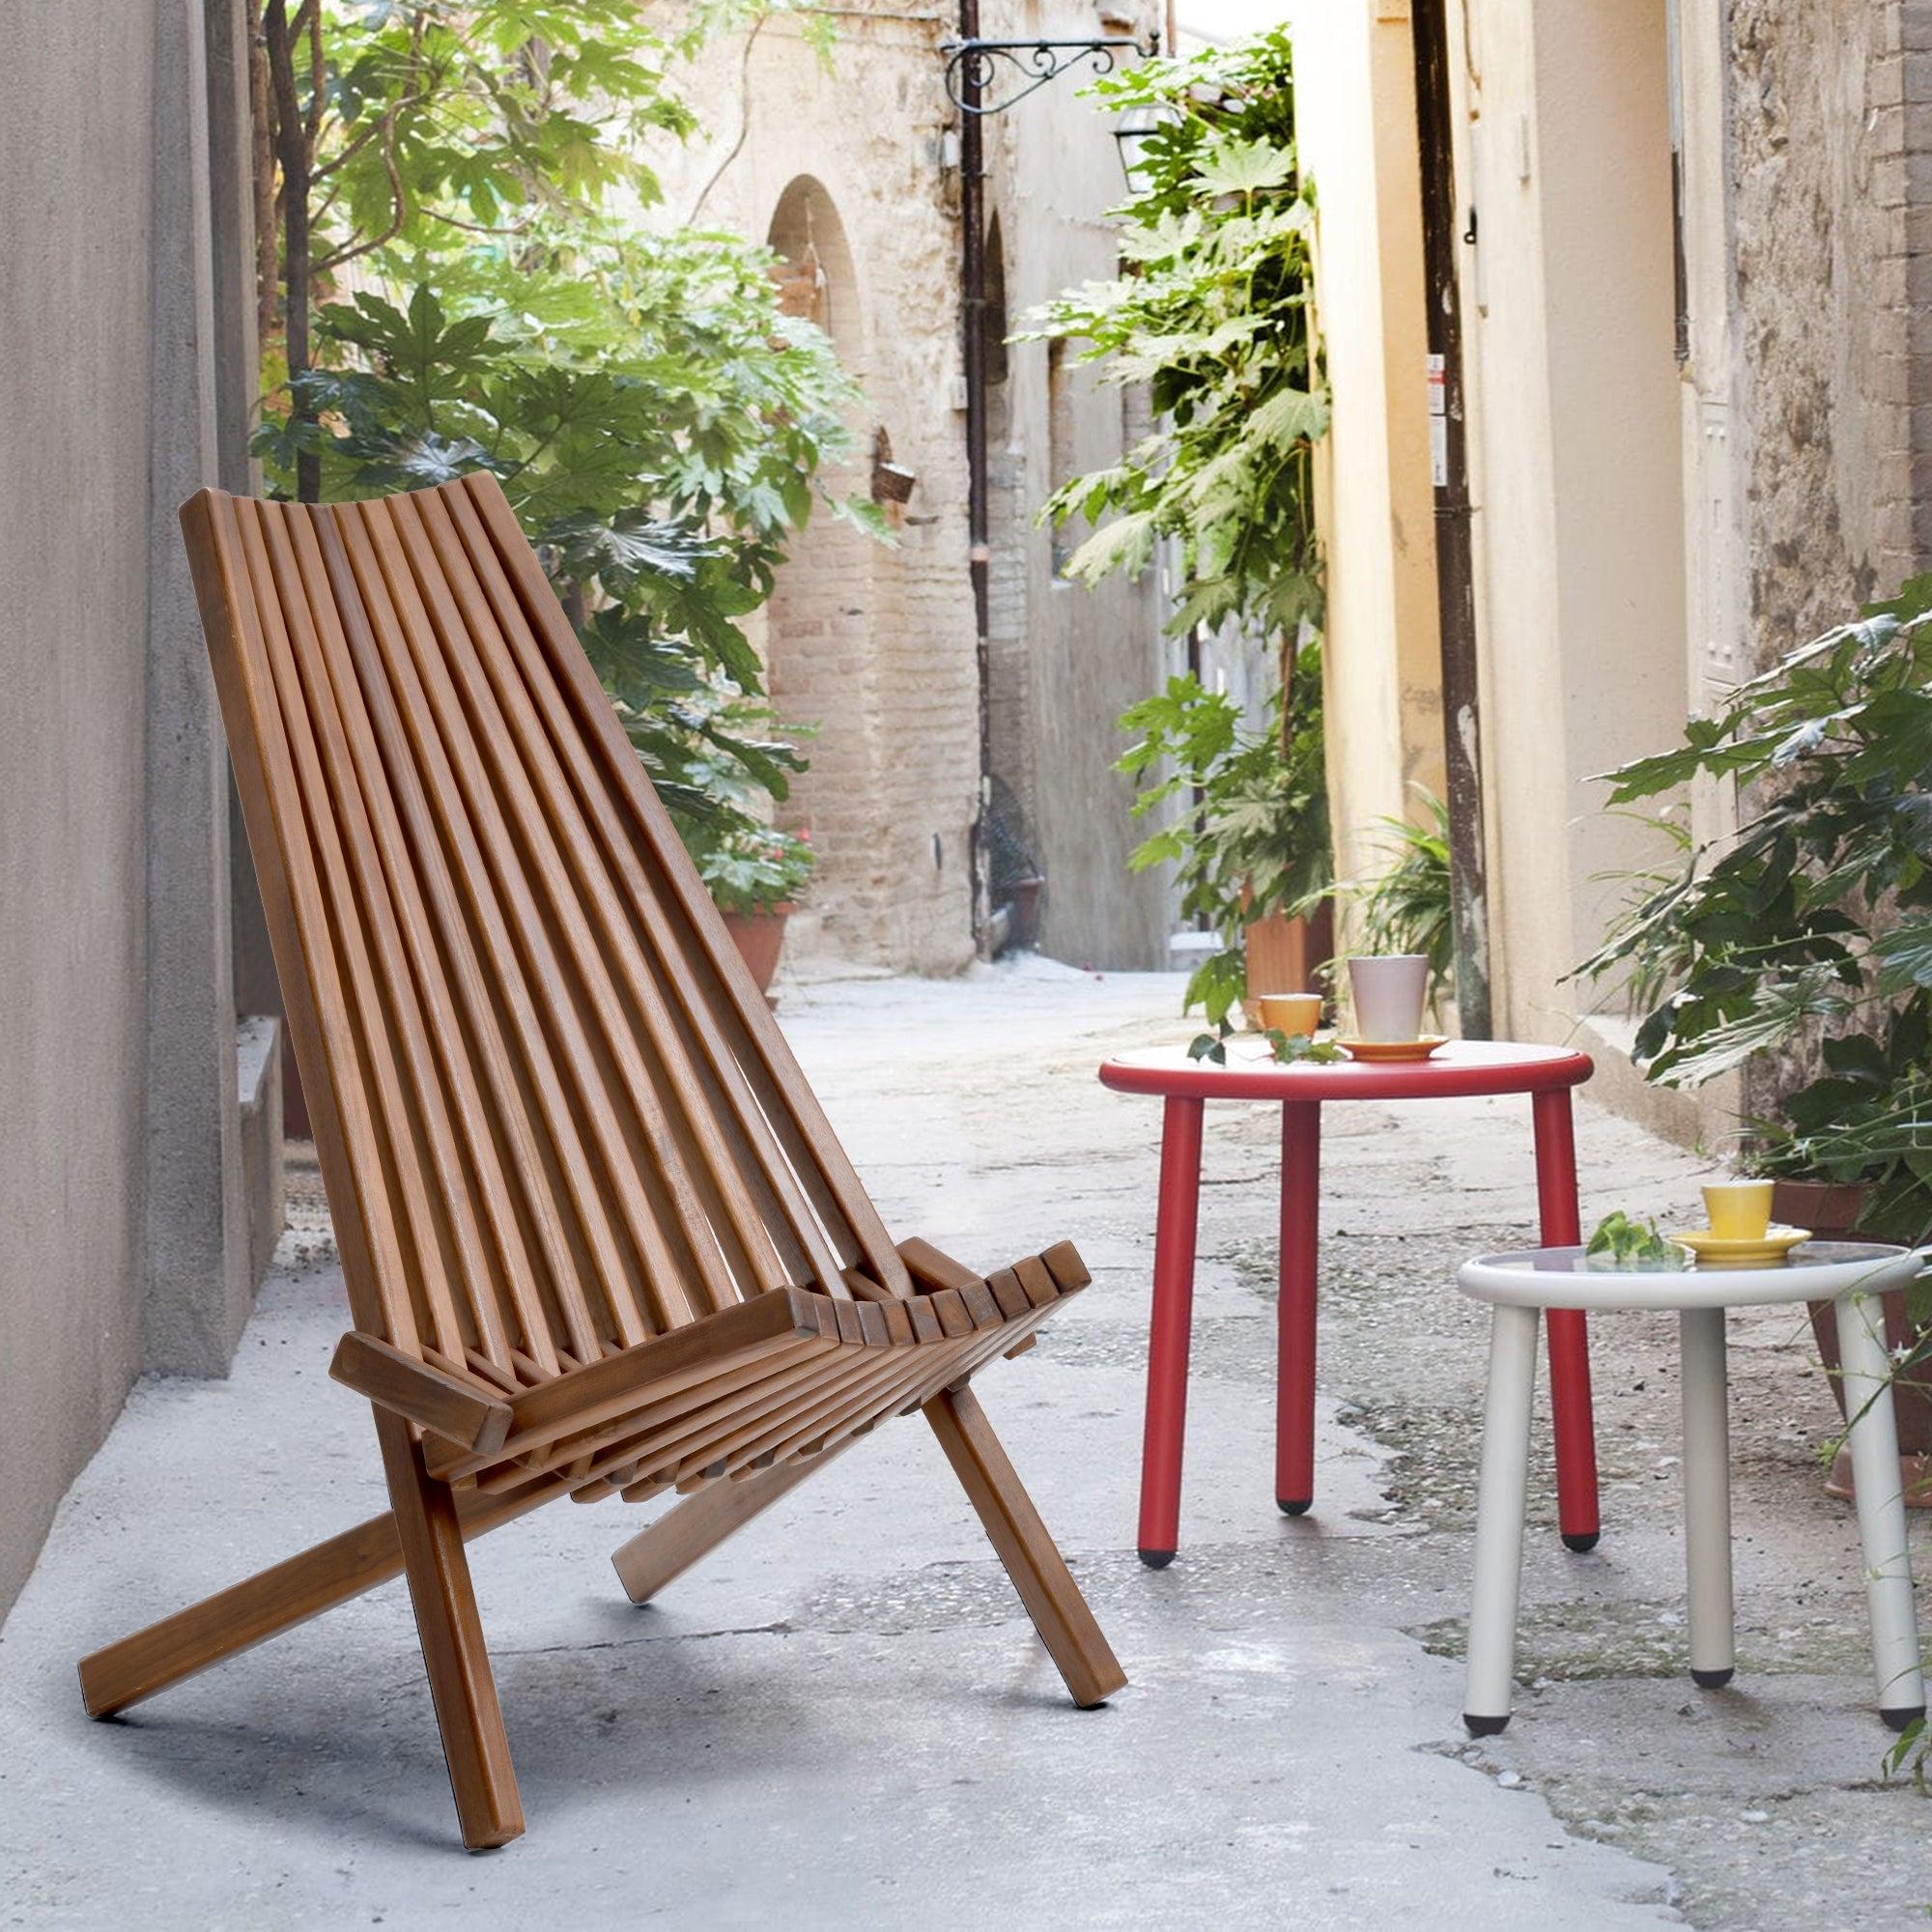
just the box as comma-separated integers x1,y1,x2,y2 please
3,959,1924,1926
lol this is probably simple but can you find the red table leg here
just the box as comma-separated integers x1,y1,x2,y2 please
1138,1095,1204,1567
1532,1088,1601,1551
1276,1100,1321,1516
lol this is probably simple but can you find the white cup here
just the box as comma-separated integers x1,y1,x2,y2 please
1348,954,1429,1042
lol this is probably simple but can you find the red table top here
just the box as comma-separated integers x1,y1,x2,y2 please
1097,1037,1594,1103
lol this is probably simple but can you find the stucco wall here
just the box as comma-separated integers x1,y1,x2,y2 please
1289,0,1444,911
0,8,158,1619
984,0,1172,972
1437,0,1687,1042
0,1,269,1626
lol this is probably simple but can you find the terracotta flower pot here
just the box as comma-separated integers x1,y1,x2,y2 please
720,901,792,999
1239,898,1335,1029
1774,1177,1932,1502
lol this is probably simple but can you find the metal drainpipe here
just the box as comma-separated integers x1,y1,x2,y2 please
1411,0,1493,1038
959,0,994,952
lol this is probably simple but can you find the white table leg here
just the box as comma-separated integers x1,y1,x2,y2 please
1834,1289,1927,1729
1679,1307,1735,1688
1464,1302,1539,1734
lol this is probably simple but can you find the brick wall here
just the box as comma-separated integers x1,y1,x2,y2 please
652,0,1173,974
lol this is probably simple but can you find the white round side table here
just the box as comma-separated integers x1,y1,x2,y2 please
1456,1241,1928,1737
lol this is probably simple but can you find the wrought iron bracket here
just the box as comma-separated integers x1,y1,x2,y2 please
942,37,1152,116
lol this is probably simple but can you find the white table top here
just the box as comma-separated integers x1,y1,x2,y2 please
1458,1241,1923,1312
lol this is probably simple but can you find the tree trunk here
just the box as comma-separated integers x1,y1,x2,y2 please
248,5,277,346
262,0,319,502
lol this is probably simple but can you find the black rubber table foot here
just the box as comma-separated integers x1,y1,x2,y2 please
1277,1497,1312,1517
1138,1548,1175,1570
1562,1530,1601,1553
1882,1704,1925,1734
1691,1666,1734,1690
1463,1712,1510,1737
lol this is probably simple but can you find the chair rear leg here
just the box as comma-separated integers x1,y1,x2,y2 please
376,1412,524,1850
924,1387,1126,1708
611,1443,852,1605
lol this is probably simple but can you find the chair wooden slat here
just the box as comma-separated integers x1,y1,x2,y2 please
344,497,628,1364
270,503,514,1370
462,473,914,1297
438,481,843,1298
381,490,710,1337
237,497,434,1353
312,505,570,1374
183,493,405,1345
412,486,767,1311
355,495,660,1350
334,502,639,1365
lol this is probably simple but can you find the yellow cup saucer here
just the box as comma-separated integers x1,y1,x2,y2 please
1335,1034,1449,1064
1667,1224,1811,1267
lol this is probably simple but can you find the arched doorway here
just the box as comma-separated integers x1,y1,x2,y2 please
761,177,884,959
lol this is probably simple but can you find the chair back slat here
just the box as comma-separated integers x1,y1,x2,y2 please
372,490,707,1335
461,474,913,1297
258,499,507,1371
306,502,575,1372
332,499,656,1355
184,474,914,1392
432,482,841,1293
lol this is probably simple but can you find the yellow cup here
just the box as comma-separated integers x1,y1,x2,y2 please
1259,992,1322,1037
1702,1179,1774,1242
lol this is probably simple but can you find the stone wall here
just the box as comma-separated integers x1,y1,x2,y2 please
1729,0,1932,652
1725,2,1932,1125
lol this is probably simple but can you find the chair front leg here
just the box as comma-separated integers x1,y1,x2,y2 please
926,1387,1126,1709
1834,1290,1928,1730
376,1410,525,1849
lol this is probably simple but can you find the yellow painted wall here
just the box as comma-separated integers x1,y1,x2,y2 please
1288,1,1443,905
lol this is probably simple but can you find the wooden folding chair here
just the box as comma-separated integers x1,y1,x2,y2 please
77,475,1124,1848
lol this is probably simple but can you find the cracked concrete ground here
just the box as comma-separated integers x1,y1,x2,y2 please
3,958,1927,1927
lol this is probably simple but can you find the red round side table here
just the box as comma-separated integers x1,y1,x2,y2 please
1098,1037,1600,1567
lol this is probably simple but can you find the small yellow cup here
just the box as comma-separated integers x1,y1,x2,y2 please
1702,1179,1774,1241
1259,992,1322,1038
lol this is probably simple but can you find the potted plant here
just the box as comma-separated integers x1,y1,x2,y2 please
1117,639,1332,1027
1578,578,1932,1489
1025,29,1330,1029
697,822,814,996
1327,788,1456,1026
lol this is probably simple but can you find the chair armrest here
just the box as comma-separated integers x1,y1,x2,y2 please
898,1236,1090,1296
896,1237,984,1295
329,1332,515,1457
